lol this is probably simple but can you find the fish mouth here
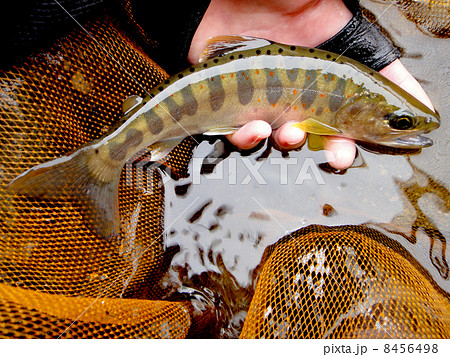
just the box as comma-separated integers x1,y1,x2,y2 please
393,133,434,147
390,114,440,148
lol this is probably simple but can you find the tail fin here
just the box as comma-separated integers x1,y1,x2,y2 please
8,147,122,239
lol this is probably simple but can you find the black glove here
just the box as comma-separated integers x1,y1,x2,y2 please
317,9,401,71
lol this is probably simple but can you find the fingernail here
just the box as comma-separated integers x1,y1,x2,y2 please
261,125,272,137
285,126,305,146
251,126,271,144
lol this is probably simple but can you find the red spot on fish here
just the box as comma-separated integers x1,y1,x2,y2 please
272,103,277,108
256,69,260,75
326,108,329,112
347,94,351,98
222,75,225,79
311,108,315,112
324,74,328,79
302,103,306,107
293,90,297,95
270,71,274,77
307,75,310,80
320,93,325,98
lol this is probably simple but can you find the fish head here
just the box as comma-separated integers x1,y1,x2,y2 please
335,91,440,148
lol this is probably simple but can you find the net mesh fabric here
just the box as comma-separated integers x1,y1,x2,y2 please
0,12,202,339
241,225,450,339
392,0,450,38
0,8,449,339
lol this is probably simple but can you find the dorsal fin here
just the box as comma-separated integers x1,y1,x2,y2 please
199,35,272,63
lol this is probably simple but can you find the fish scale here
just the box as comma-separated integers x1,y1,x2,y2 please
8,35,440,239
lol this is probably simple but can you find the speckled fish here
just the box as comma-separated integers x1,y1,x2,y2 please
8,35,440,239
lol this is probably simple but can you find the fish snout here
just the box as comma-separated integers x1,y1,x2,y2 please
424,114,440,133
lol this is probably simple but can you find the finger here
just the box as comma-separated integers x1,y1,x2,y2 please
379,59,435,111
273,122,307,150
324,136,356,170
226,120,272,150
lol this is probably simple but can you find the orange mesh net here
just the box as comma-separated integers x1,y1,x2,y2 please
0,5,449,339
241,225,450,338
375,0,450,38
0,11,203,339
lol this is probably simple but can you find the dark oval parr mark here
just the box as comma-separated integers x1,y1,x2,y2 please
109,128,143,161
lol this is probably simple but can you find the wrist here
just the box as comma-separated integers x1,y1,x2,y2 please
317,11,401,71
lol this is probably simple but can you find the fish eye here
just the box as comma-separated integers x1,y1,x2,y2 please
388,115,415,130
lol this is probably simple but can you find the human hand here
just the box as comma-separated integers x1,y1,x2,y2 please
188,0,435,169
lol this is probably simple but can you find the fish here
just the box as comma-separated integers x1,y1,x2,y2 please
8,35,440,239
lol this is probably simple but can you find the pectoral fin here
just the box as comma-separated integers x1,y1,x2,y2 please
293,118,341,136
